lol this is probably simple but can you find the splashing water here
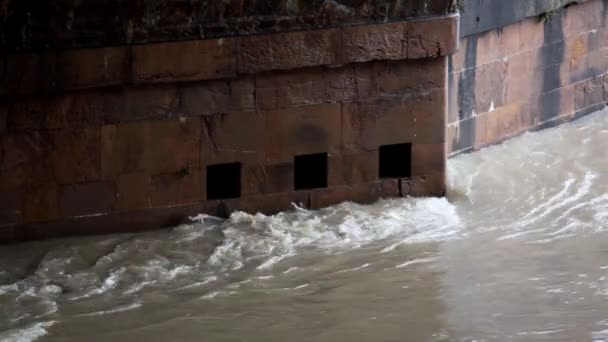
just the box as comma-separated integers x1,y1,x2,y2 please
0,109,607,341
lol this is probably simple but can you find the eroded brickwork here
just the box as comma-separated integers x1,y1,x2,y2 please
449,0,608,154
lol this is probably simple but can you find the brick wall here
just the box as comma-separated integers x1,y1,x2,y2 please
0,15,458,242
449,0,608,154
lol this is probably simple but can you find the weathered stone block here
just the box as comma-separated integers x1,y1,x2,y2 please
265,103,342,163
406,15,459,59
401,172,445,197
224,193,293,216
239,29,339,74
55,47,129,90
132,39,237,83
201,111,264,165
22,184,59,222
181,78,256,115
115,173,151,211
0,106,6,134
474,60,507,114
256,68,327,110
341,22,407,63
0,192,21,225
575,77,605,110
102,117,201,179
533,85,575,124
150,170,204,207
0,132,53,190
374,59,445,95
243,163,295,195
51,128,101,184
60,182,115,217
342,101,377,153
473,103,532,149
328,151,379,187
1,47,128,96
412,143,446,177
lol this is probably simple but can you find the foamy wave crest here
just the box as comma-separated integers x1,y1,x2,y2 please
206,197,462,271
0,321,55,342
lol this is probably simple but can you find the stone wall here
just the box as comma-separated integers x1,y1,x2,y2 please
0,15,458,242
448,0,608,154
0,0,455,52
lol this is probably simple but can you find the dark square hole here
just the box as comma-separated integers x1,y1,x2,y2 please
379,143,412,179
294,153,328,190
206,162,241,200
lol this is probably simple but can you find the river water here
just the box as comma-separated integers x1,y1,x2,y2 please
1,109,607,342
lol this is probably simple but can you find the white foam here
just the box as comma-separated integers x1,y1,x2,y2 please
0,321,56,342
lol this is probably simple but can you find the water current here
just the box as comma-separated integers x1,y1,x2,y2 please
1,109,608,342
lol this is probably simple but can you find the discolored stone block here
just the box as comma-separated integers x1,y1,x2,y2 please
0,132,54,190
374,59,445,95
342,101,377,153
341,22,407,63
574,77,605,110
132,39,237,83
239,29,339,74
0,106,7,134
473,103,533,149
224,193,293,216
255,68,327,110
150,170,204,207
243,163,295,195
310,186,353,209
115,173,151,211
54,47,129,91
406,15,459,59
533,85,575,124
102,117,201,179
412,143,446,177
181,78,256,116
60,182,115,217
22,184,59,222
265,103,342,163
0,192,21,225
201,111,264,165
401,172,446,197
474,60,507,114
328,151,379,187
1,47,128,96
51,128,101,184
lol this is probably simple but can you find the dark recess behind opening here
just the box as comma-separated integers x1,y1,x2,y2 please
379,143,412,179
294,153,328,190
207,163,242,200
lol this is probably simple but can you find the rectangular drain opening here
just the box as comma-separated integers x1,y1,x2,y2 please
294,153,328,190
379,143,412,179
206,162,241,200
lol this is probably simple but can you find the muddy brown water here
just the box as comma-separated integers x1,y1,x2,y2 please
1,110,608,342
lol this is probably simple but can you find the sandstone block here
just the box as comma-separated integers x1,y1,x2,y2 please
132,39,237,83
60,182,115,217
115,173,151,211
265,103,342,163
150,170,204,207
239,29,339,74
51,127,101,184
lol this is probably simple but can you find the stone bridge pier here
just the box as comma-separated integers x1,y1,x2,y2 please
1,0,459,242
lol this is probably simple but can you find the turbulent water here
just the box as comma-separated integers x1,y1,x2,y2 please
1,110,608,342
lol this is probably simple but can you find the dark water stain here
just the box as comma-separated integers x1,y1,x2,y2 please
539,9,565,123
292,124,328,146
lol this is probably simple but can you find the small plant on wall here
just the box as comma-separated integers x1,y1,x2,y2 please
450,0,465,12
539,10,557,23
